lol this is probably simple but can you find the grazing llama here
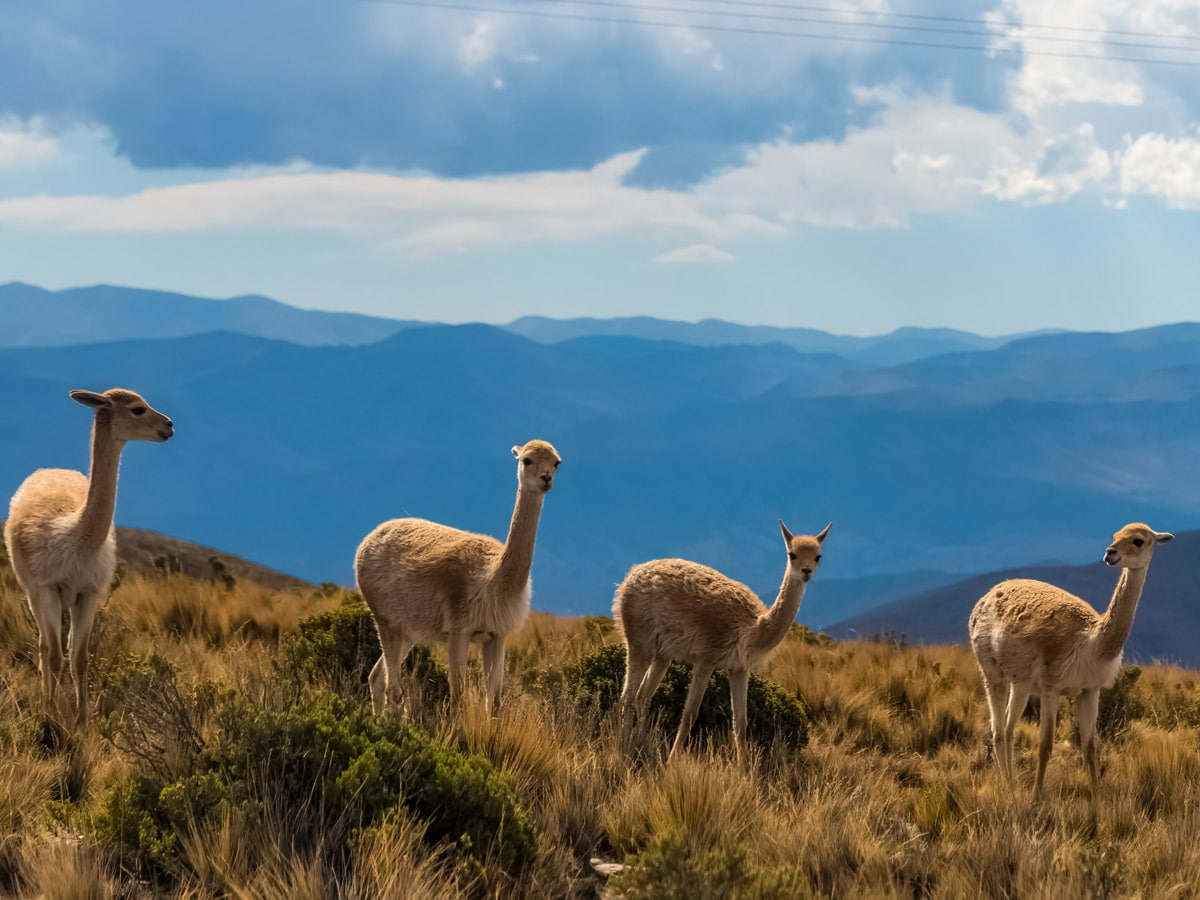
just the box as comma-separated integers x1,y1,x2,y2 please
614,520,830,762
969,522,1174,796
355,440,561,715
4,389,174,724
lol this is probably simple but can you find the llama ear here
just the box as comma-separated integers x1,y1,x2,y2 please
1154,531,1175,544
70,390,112,409
816,522,832,544
511,445,521,459
779,519,794,544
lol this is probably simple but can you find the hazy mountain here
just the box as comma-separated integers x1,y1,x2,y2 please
0,282,418,347
2,320,1198,618
826,530,1200,667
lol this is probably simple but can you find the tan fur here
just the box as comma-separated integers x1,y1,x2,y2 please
355,440,561,715
969,522,1174,796
4,389,174,724
614,520,831,762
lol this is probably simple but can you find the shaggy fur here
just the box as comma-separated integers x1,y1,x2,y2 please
969,522,1174,796
4,389,174,724
355,440,561,714
614,520,830,762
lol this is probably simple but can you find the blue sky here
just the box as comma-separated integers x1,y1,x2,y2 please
1,0,1198,334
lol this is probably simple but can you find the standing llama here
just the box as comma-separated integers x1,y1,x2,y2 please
614,520,830,762
4,389,174,724
355,440,561,715
969,522,1174,796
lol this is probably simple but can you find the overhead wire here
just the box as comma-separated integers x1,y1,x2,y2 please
359,0,1200,67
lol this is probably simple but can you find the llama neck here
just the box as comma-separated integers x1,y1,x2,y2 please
75,413,125,553
749,570,807,653
1094,567,1148,661
493,486,545,595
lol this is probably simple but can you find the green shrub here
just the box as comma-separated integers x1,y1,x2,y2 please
90,693,535,884
277,594,449,703
1098,665,1145,738
562,645,809,750
611,829,819,900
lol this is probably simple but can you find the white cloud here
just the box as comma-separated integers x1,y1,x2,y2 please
1119,129,1200,208
0,120,59,167
651,243,735,263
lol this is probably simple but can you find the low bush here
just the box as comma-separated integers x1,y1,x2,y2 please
561,645,809,750
91,692,536,885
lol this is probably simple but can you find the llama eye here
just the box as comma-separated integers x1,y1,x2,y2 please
554,461,561,469
131,406,147,416
1133,538,1145,547
788,553,796,561
815,555,822,563
522,458,533,467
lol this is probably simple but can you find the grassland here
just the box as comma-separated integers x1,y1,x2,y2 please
4,547,1200,899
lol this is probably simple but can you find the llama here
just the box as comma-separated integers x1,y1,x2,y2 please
969,522,1174,796
355,440,561,715
4,389,174,724
614,520,830,762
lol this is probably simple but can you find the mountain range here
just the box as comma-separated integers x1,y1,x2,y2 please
1,283,1198,656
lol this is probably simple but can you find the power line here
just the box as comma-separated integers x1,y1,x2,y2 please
526,0,1200,54
360,0,1200,67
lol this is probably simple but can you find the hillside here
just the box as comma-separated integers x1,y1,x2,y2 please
0,517,311,592
828,529,1200,666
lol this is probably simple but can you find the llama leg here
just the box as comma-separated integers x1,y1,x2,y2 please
482,636,505,715
28,588,65,712
728,669,750,764
634,658,670,734
982,678,1008,776
371,629,412,715
620,648,652,740
67,592,99,726
669,663,714,760
1003,683,1031,781
1034,692,1060,796
1076,688,1101,795
446,630,471,705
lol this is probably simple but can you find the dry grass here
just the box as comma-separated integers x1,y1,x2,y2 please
5,559,1200,898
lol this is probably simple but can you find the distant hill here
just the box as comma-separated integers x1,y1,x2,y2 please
0,283,418,347
827,530,1200,667
0,518,311,592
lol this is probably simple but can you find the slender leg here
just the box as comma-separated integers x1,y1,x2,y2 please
1076,688,1101,796
67,592,99,726
482,636,505,715
27,587,65,713
620,648,652,740
1004,683,1032,781
370,628,412,714
446,630,471,706
982,678,1008,776
669,664,714,760
728,669,750,764
1034,692,1060,796
634,658,670,731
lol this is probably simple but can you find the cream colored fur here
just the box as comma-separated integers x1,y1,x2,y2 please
355,439,561,715
4,389,174,724
614,520,830,762
969,522,1174,796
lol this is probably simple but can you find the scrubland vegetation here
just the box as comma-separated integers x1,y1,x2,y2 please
5,546,1200,898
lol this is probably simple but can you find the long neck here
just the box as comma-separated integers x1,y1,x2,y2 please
749,569,807,654
75,413,125,552
493,485,545,595
1094,566,1149,661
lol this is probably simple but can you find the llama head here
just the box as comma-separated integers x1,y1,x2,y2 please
70,388,175,443
779,520,831,583
511,440,561,493
1104,522,1173,569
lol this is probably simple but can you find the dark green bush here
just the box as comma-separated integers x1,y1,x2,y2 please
611,829,819,900
91,693,536,884
1099,665,1145,738
278,593,449,703
562,645,809,750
